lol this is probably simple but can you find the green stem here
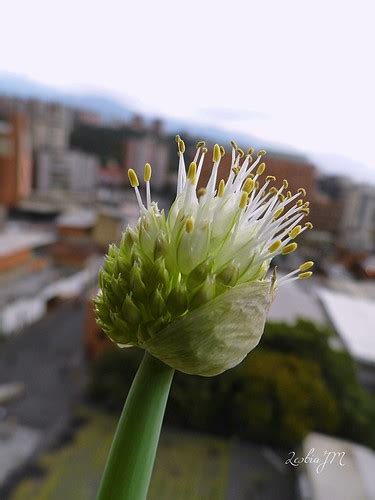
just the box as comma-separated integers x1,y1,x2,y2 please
97,352,174,500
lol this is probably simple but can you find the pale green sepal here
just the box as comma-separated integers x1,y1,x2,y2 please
144,280,275,376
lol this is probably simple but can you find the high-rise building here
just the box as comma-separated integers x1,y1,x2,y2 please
27,100,74,150
0,113,32,207
36,149,99,194
339,184,375,252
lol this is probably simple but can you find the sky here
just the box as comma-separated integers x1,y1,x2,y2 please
1,0,375,182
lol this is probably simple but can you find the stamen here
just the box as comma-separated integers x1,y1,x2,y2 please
239,192,249,209
213,144,221,163
187,162,197,183
220,146,226,157
273,207,284,219
144,163,152,182
218,179,225,197
197,187,206,198
305,222,313,229
269,240,282,253
242,178,255,194
299,261,314,272
178,139,186,154
257,150,267,157
298,271,312,280
282,242,298,255
128,169,145,211
185,217,194,233
256,162,266,176
128,169,139,187
289,225,302,239
298,187,306,197
144,163,152,209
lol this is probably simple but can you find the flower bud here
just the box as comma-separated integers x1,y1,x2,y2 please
166,282,188,317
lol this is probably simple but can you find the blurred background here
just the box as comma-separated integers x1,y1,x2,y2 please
0,1,374,499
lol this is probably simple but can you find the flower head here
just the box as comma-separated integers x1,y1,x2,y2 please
95,138,313,376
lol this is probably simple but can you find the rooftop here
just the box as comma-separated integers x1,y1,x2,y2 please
57,210,96,228
0,229,56,257
268,278,327,325
318,288,375,365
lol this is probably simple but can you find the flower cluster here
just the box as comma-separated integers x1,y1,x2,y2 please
95,138,313,375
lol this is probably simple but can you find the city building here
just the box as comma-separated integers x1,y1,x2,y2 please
36,148,99,195
27,100,74,150
122,119,170,190
0,113,32,207
70,117,170,190
339,184,375,252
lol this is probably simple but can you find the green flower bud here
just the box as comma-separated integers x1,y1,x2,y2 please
166,282,188,317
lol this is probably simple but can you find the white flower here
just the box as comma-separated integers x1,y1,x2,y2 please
95,138,313,376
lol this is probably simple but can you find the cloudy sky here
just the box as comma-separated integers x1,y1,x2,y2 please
1,0,374,181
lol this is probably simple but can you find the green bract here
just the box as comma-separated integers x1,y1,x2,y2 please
95,139,313,376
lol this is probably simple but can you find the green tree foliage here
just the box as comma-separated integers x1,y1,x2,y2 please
88,320,375,449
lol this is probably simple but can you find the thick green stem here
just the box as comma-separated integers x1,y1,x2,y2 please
97,352,174,500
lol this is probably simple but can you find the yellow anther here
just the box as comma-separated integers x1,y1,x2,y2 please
144,163,152,182
273,207,284,219
256,162,266,176
300,208,310,215
185,217,194,233
298,187,306,197
218,179,225,197
128,169,139,188
213,144,221,162
269,187,278,195
175,134,181,143
289,225,302,239
257,149,267,157
298,271,313,280
220,145,226,157
187,162,197,182
282,242,298,255
201,147,208,154
304,201,310,208
299,261,314,272
242,177,255,194
305,222,313,229
278,194,285,202
196,140,205,149
239,192,249,209
232,166,240,176
282,179,288,189
269,240,282,253
297,199,303,207
287,191,292,198
178,139,185,154
197,187,206,198
247,147,254,155
247,173,254,179
266,175,276,182
230,140,238,149
237,148,245,158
